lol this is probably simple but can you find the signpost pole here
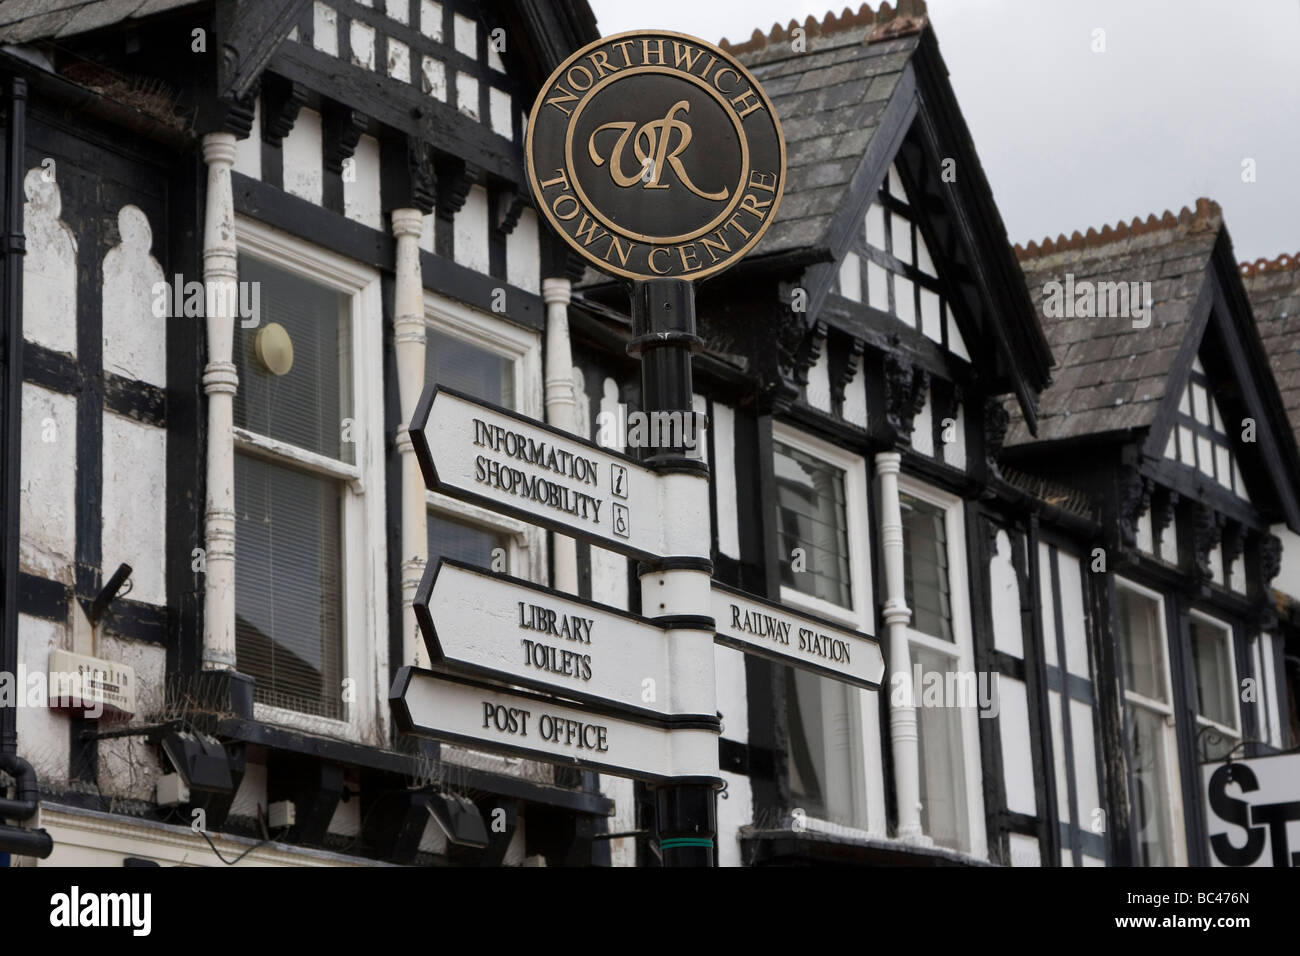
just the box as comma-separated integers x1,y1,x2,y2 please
629,278,719,867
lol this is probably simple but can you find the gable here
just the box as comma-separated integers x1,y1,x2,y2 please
1162,356,1251,503
832,161,970,361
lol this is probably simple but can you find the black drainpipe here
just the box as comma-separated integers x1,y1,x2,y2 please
0,72,54,859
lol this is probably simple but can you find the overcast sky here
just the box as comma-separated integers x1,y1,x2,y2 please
587,0,1300,262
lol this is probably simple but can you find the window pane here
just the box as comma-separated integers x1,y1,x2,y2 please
426,330,514,408
1116,587,1166,701
234,255,351,460
773,441,851,608
1126,704,1181,866
785,667,863,828
913,643,969,851
235,453,344,720
901,493,952,641
428,511,509,571
1191,618,1236,729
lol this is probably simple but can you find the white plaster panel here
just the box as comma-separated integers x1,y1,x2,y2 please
712,402,740,558
343,134,382,230
17,614,70,784
387,38,411,84
487,45,505,73
312,2,338,56
838,251,861,302
456,71,479,120
23,168,77,356
384,0,408,25
233,96,262,180
283,108,323,206
328,789,361,835
419,212,434,254
96,634,166,801
453,185,490,275
230,761,267,820
942,401,966,470
1160,519,1179,565
489,87,513,139
421,55,447,101
419,0,443,41
1136,510,1153,553
1208,542,1224,587
102,411,166,606
102,205,167,387
1070,698,1101,827
20,385,76,580
806,350,831,413
909,384,933,456
349,19,375,70
505,207,540,294
714,644,748,745
997,676,1036,816
989,530,1024,658
843,369,867,429
716,770,753,868
1008,832,1040,867
453,12,476,57
1058,550,1090,679
1038,541,1058,669
1048,689,1069,824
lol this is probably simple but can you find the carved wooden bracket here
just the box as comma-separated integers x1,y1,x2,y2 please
324,102,368,175
1189,502,1223,582
494,185,528,235
1117,469,1153,549
830,336,866,409
793,321,828,387
436,154,482,220
262,73,307,148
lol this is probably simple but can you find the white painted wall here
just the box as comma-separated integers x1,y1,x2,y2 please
102,205,167,387
997,676,1036,816
20,384,76,581
716,770,753,867
101,412,166,606
910,384,933,456
505,207,540,294
1057,550,1090,678
806,350,831,413
453,185,490,275
1008,831,1040,866
233,96,262,180
715,644,748,744
1274,525,1300,602
16,614,69,784
711,402,740,558
96,635,166,802
343,133,382,230
1070,698,1101,825
312,2,338,57
989,530,1024,657
283,107,323,206
23,168,76,356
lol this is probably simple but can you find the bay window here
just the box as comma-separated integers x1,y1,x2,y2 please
898,482,983,856
772,425,880,834
1189,613,1240,760
232,218,386,740
1115,580,1186,866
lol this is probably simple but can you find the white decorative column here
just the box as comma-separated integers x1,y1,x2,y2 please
875,451,926,842
393,207,428,667
542,277,578,595
201,132,239,670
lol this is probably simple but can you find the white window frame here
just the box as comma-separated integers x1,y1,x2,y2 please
1187,609,1241,743
233,215,388,746
1114,576,1187,866
422,289,545,583
897,474,987,859
770,422,884,838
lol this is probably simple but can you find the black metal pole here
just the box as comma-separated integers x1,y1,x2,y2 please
628,278,717,867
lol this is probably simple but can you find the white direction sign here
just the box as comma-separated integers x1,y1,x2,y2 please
416,559,711,720
411,386,705,563
391,667,720,784
712,582,884,689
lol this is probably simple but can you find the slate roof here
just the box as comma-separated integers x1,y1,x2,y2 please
1242,253,1300,451
719,1,928,258
1004,199,1223,446
0,0,191,42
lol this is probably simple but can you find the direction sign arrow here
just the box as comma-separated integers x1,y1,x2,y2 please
411,386,706,563
711,582,884,689
391,667,720,784
416,558,713,721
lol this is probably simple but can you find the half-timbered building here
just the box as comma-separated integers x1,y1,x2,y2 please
1,0,1296,867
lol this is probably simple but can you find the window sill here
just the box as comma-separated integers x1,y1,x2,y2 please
738,826,994,867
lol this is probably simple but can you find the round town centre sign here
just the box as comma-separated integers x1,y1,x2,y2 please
526,30,786,282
